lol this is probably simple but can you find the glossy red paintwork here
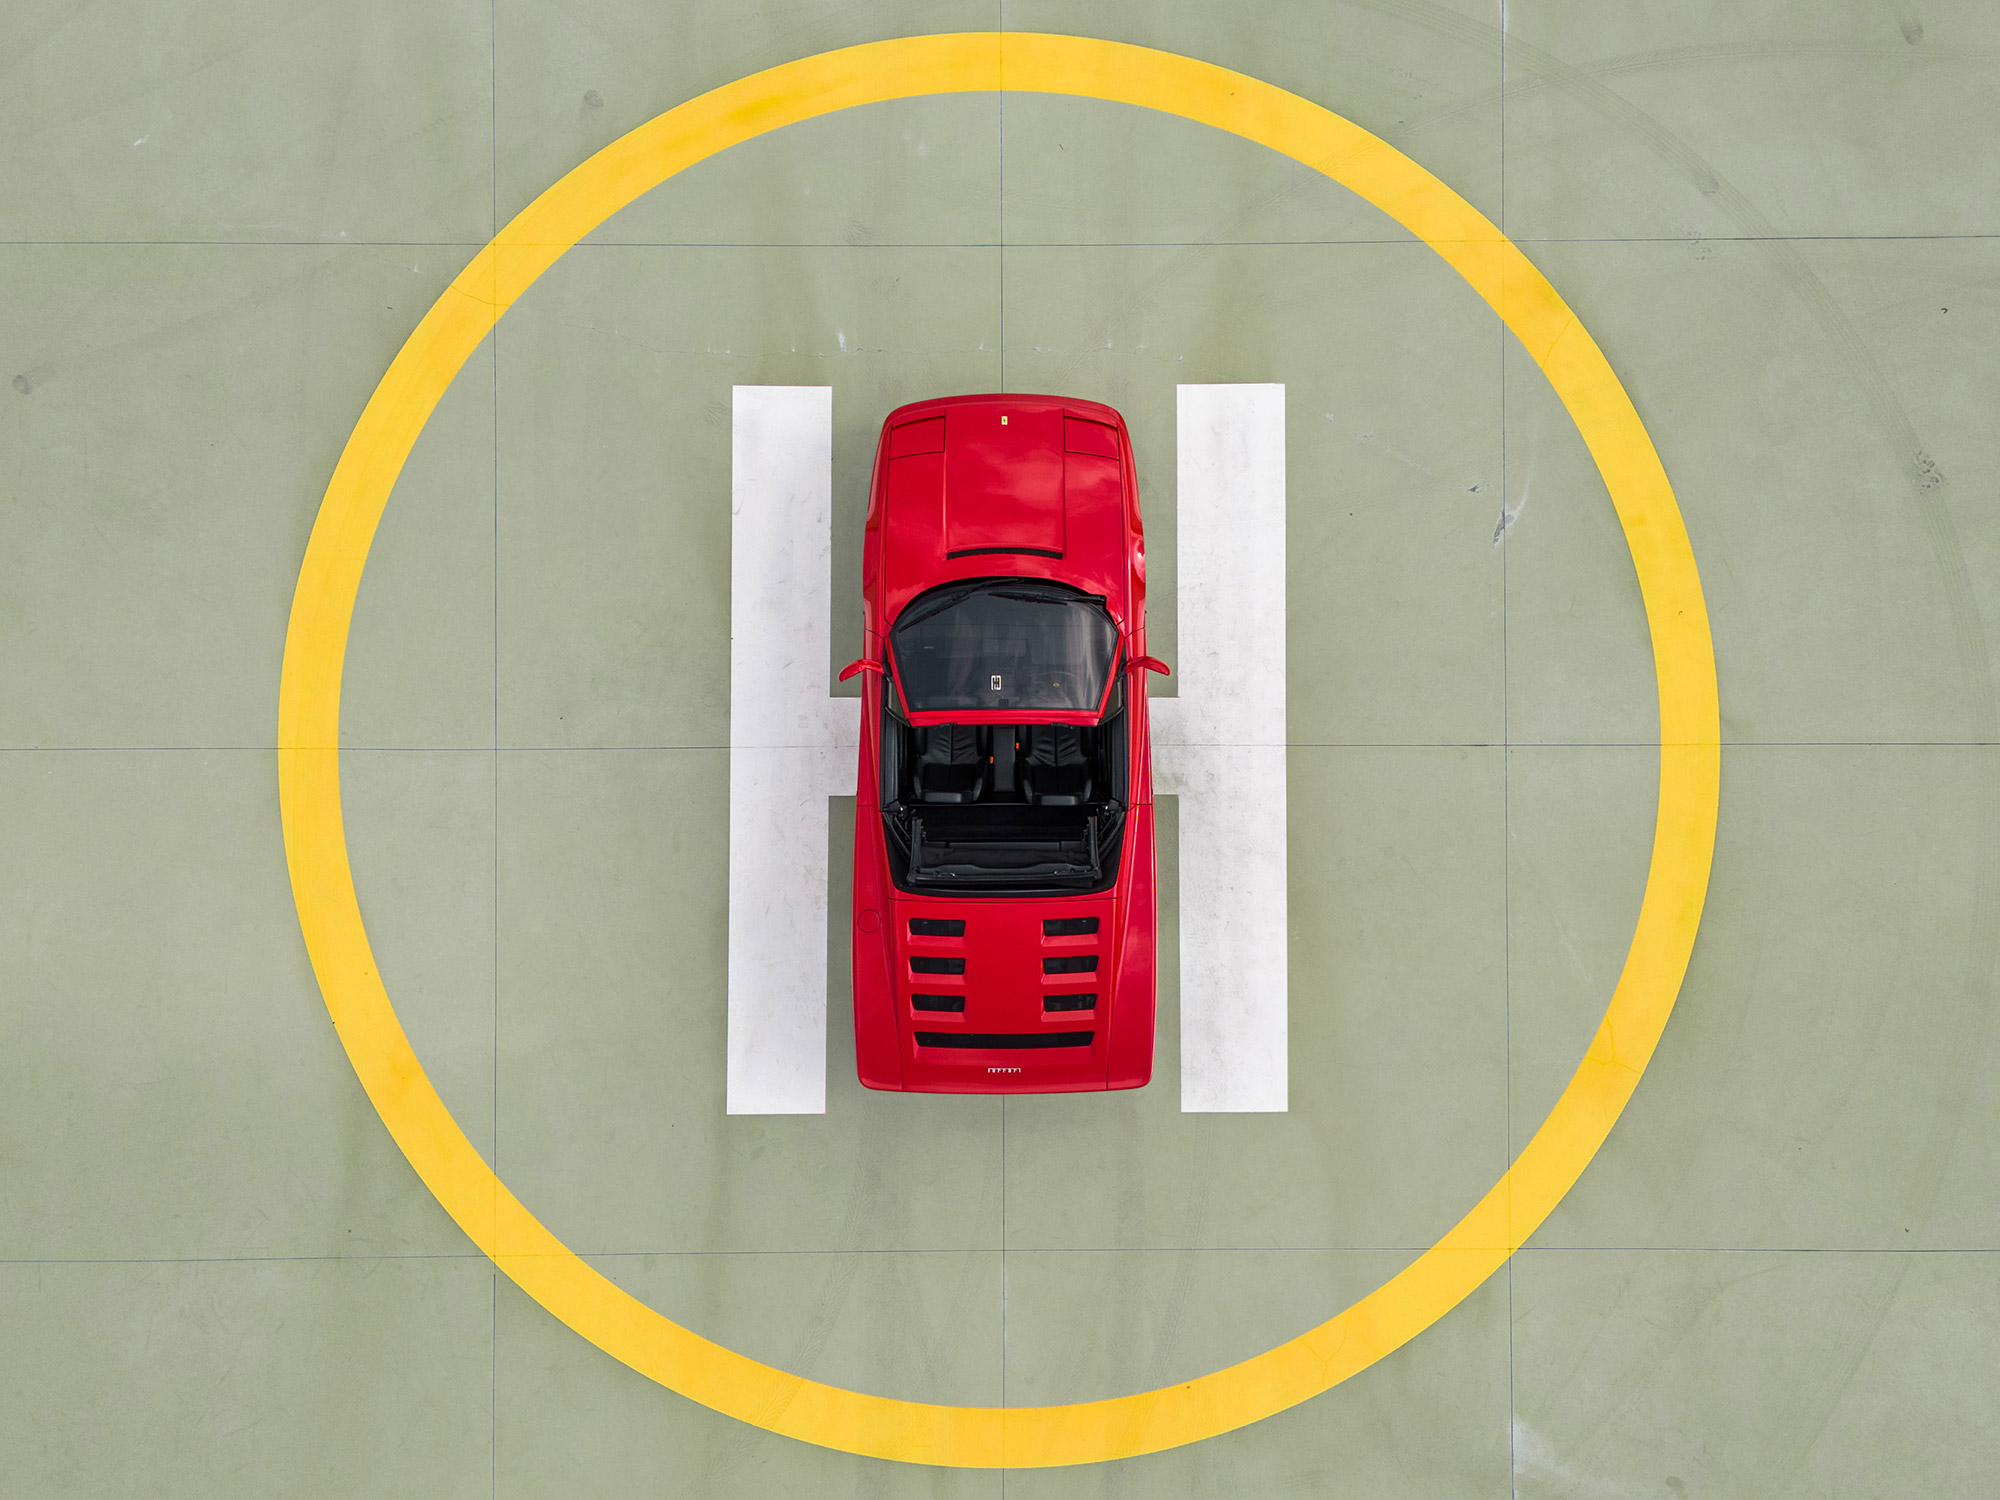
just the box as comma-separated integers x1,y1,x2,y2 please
850,393,1157,1093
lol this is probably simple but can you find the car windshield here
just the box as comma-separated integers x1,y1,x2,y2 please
890,580,1119,713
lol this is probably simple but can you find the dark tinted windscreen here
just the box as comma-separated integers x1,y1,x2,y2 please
891,580,1118,712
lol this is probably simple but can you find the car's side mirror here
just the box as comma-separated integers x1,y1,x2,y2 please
839,657,885,682
1130,655,1172,677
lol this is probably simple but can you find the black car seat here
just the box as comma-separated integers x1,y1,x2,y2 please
1022,724,1093,806
915,724,986,803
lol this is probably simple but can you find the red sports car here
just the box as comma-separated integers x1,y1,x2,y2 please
843,394,1167,1094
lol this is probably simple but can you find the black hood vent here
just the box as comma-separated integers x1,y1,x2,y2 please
916,1031,1093,1050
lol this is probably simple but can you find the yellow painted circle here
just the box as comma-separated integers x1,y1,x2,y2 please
278,34,1718,1469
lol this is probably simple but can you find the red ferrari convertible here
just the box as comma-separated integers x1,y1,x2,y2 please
842,394,1166,1094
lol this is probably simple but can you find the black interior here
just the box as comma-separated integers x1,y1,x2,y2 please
880,677,1128,896
914,723,985,804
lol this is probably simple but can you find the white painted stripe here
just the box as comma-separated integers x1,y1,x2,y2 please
1154,383,1289,1112
726,386,857,1115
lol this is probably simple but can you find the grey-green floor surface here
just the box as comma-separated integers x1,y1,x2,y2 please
6,3,2000,1496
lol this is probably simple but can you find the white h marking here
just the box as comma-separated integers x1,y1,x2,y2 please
1153,384,1289,1113
725,386,857,1115
724,384,1288,1114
